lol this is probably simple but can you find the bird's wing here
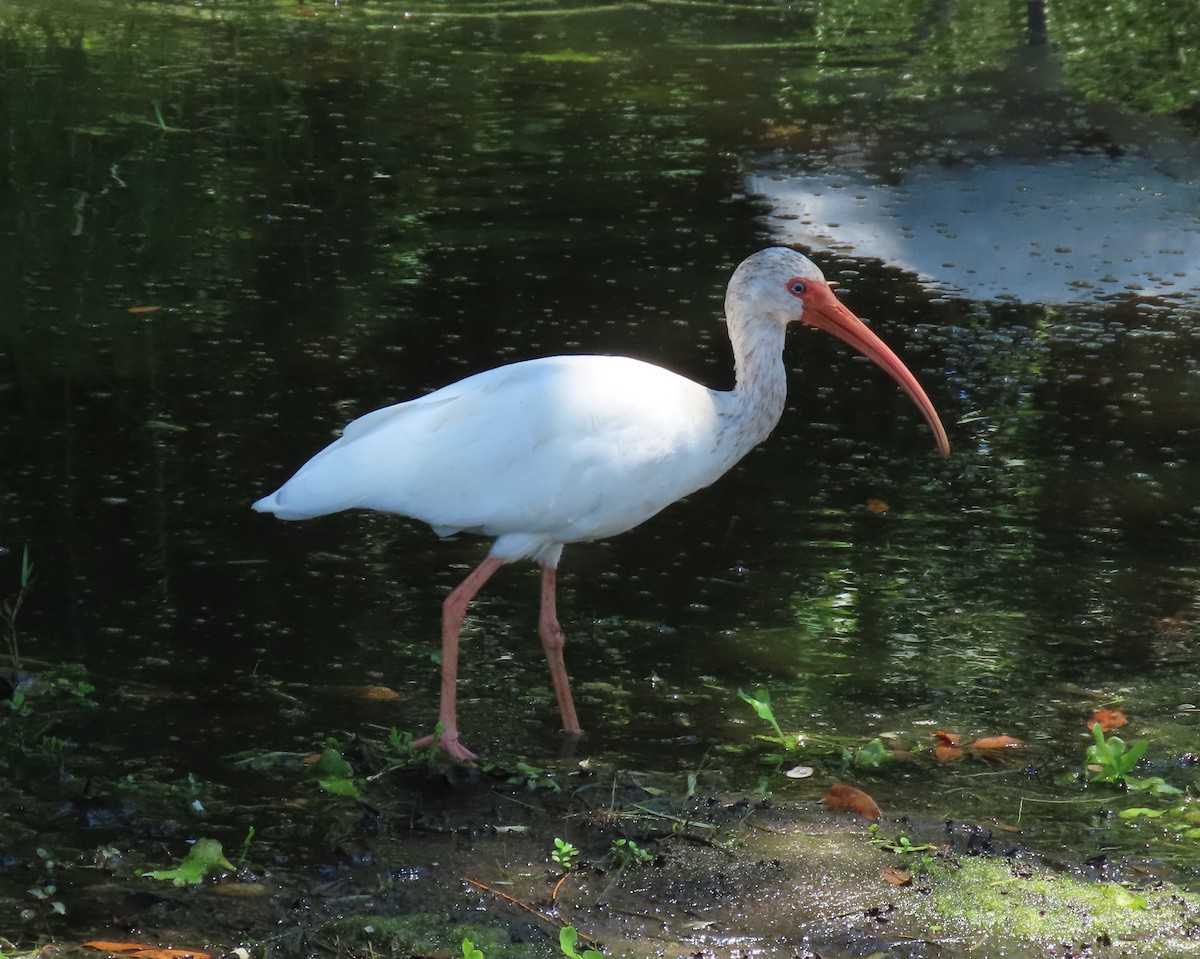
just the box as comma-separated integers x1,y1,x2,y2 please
258,356,728,540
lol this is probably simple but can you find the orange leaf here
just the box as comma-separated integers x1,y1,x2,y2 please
934,730,961,746
82,945,213,959
317,684,401,701
933,743,965,763
127,305,162,314
866,497,890,513
968,734,1026,750
1087,708,1126,732
881,866,912,886
824,783,882,822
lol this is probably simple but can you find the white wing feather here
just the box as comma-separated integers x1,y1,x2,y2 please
253,356,735,549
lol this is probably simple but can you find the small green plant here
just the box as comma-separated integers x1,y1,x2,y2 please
235,825,255,867
842,737,892,769
559,926,603,959
39,735,68,768
25,883,66,920
867,824,937,875
485,760,562,793
23,846,66,928
141,838,234,886
1086,724,1148,785
1083,723,1183,795
610,838,652,866
551,837,580,872
1120,802,1200,839
53,676,96,704
462,926,601,959
313,739,360,797
737,688,801,749
2,546,33,669
867,823,935,855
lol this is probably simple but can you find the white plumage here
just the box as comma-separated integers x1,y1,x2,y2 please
254,248,949,759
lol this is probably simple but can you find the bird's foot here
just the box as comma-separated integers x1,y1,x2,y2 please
413,730,479,762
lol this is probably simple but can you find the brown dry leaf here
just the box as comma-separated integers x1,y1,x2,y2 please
934,730,961,746
83,945,213,959
823,783,883,822
881,866,912,886
126,306,162,314
933,743,965,763
1087,708,1127,732
317,684,401,701
968,734,1027,750
866,497,890,513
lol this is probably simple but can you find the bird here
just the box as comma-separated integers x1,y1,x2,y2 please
253,247,950,760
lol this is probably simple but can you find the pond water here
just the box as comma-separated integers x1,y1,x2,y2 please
1,0,1199,952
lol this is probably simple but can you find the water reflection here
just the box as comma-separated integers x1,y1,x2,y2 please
748,49,1200,305
749,152,1200,304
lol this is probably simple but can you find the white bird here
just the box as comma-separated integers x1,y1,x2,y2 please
253,248,950,760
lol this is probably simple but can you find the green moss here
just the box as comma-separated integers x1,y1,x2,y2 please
921,857,1200,954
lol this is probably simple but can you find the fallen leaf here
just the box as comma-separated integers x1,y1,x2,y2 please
881,866,912,886
785,765,814,779
316,684,401,701
968,734,1027,750
824,783,883,822
933,743,965,763
127,305,162,314
83,944,213,959
1087,708,1127,732
934,730,961,746
866,497,890,513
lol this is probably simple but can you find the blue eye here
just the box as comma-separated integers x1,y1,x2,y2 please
788,278,807,296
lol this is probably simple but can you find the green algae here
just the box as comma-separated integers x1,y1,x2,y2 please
918,857,1200,957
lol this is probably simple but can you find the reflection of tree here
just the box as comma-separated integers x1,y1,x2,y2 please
1053,0,1200,114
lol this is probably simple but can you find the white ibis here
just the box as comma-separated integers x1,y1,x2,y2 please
253,248,950,760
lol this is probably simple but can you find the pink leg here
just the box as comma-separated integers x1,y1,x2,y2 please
414,555,505,761
539,565,582,736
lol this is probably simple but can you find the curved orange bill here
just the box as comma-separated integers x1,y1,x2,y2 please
805,284,950,457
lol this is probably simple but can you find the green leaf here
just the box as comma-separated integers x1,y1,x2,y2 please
737,688,785,741
142,838,234,886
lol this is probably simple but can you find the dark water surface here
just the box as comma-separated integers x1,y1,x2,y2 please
2,0,1200,938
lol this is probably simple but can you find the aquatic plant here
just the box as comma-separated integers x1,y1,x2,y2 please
141,838,233,886
737,688,798,749
610,838,652,866
1086,723,1147,785
550,837,580,872
461,925,602,959
2,546,33,669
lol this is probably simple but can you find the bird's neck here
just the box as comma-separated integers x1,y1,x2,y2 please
722,318,789,458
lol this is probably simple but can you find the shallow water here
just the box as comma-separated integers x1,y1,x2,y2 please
1,0,1199,944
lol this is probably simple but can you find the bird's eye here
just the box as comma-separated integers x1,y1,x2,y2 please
787,278,807,297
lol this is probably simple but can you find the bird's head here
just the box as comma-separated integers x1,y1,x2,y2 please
729,247,951,457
